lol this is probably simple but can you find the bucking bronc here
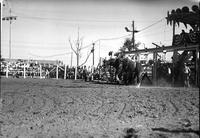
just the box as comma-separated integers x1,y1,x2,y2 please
103,54,143,87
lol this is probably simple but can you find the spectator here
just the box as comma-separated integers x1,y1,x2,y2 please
45,69,49,78
31,70,34,78
83,65,87,81
183,63,191,87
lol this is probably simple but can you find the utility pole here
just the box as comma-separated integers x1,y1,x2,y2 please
2,8,17,61
98,40,100,65
125,20,140,62
91,43,95,81
0,1,1,41
92,43,95,68
172,20,176,87
132,21,135,48
0,0,2,120
125,20,139,50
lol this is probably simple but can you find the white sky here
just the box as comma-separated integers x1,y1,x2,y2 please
1,0,198,66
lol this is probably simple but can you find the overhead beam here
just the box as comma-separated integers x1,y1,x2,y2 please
120,44,199,55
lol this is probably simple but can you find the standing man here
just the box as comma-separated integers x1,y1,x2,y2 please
183,63,191,87
83,65,87,81
45,69,49,79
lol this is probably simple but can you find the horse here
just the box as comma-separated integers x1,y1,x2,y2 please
103,57,143,86
121,57,143,86
103,58,122,82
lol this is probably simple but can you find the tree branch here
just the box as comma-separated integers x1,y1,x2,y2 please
69,38,77,55
79,37,84,51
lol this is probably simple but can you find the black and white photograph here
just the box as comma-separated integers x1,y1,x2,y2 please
0,0,199,137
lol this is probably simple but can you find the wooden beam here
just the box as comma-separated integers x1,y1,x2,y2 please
120,44,199,55
196,47,199,86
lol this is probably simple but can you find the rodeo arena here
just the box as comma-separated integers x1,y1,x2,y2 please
0,1,200,138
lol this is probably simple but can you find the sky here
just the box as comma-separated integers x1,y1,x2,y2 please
1,0,199,66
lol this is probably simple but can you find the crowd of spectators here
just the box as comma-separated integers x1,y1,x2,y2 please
1,59,27,76
0,58,102,81
0,59,60,78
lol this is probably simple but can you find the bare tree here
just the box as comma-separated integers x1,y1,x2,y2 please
68,28,84,80
69,38,83,67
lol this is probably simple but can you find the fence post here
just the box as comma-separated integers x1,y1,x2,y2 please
56,64,58,79
75,66,77,80
91,65,94,81
196,47,199,86
153,52,157,86
64,65,66,79
6,64,9,78
24,63,26,79
40,64,42,79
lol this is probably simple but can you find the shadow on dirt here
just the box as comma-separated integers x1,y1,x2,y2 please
152,127,200,136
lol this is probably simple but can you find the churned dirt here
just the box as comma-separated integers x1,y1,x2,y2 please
0,77,199,138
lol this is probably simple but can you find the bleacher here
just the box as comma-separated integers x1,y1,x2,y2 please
0,58,64,78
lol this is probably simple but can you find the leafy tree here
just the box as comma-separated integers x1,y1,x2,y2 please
119,38,141,53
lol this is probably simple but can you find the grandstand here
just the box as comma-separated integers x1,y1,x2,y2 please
0,58,64,77
2,58,63,65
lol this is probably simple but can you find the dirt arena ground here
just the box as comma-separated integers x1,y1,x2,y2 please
0,77,199,138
